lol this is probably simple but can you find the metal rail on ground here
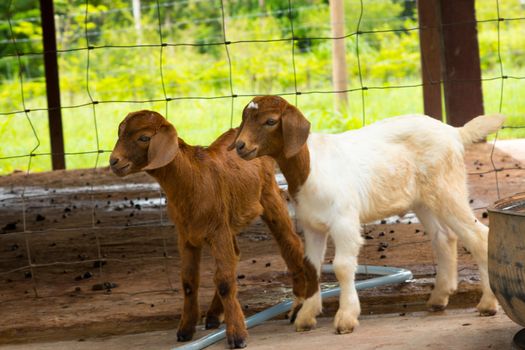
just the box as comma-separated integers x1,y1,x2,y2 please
173,264,413,350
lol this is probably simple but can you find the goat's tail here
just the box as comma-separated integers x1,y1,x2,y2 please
458,114,506,145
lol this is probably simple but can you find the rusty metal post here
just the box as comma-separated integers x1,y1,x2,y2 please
438,0,484,126
40,0,65,170
417,0,443,120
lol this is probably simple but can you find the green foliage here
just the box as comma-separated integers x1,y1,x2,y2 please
1,0,524,174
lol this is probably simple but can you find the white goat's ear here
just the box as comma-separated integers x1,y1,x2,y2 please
281,104,310,158
143,124,178,170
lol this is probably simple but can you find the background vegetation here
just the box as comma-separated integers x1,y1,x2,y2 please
1,0,524,173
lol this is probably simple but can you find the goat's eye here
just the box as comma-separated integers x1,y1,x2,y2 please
138,135,151,142
265,119,277,126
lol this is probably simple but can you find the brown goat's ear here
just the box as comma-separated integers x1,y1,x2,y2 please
143,124,179,170
282,104,310,158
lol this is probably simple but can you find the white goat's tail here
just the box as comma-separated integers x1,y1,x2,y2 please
458,114,506,145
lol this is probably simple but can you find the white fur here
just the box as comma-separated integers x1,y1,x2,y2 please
292,114,504,332
247,101,258,109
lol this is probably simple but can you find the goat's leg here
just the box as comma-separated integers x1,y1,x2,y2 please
206,237,240,329
260,183,313,321
210,231,247,349
294,228,327,332
177,238,202,342
415,206,458,311
330,218,363,334
205,291,224,329
435,199,498,316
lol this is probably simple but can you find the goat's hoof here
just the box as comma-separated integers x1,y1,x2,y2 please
336,326,354,335
176,329,194,342
426,292,450,312
334,310,359,335
295,317,316,332
227,335,247,349
295,325,313,332
205,315,222,329
428,304,447,312
477,305,497,317
477,298,498,316
479,308,497,317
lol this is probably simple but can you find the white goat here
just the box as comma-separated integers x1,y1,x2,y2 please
231,95,503,334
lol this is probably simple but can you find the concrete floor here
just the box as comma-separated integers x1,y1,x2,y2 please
494,139,525,163
1,308,521,350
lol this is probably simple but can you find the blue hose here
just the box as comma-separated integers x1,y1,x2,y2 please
172,264,413,350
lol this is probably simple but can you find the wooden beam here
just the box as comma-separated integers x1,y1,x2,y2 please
329,0,348,111
439,0,484,126
417,0,443,120
40,0,66,170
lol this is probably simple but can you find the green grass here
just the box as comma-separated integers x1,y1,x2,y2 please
2,0,524,174
1,74,524,174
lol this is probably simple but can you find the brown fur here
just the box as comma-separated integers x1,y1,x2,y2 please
110,110,314,348
230,96,312,198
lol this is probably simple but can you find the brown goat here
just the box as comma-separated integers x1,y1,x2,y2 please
109,110,315,348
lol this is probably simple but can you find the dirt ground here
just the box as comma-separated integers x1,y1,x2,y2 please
1,309,519,350
0,141,524,345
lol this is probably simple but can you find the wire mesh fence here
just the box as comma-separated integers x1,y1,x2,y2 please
0,0,524,320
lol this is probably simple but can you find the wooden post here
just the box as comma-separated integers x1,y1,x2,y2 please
329,0,348,111
417,0,443,120
438,0,484,126
132,0,142,42
40,0,65,170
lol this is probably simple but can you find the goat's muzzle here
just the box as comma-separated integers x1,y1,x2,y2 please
109,156,132,177
234,140,258,160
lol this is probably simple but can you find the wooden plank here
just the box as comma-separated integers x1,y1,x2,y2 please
40,0,66,170
439,0,484,126
417,0,443,121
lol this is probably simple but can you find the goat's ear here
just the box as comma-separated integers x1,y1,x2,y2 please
143,124,178,170
282,104,310,158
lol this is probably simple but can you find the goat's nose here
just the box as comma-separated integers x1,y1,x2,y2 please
109,157,119,166
236,141,246,152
